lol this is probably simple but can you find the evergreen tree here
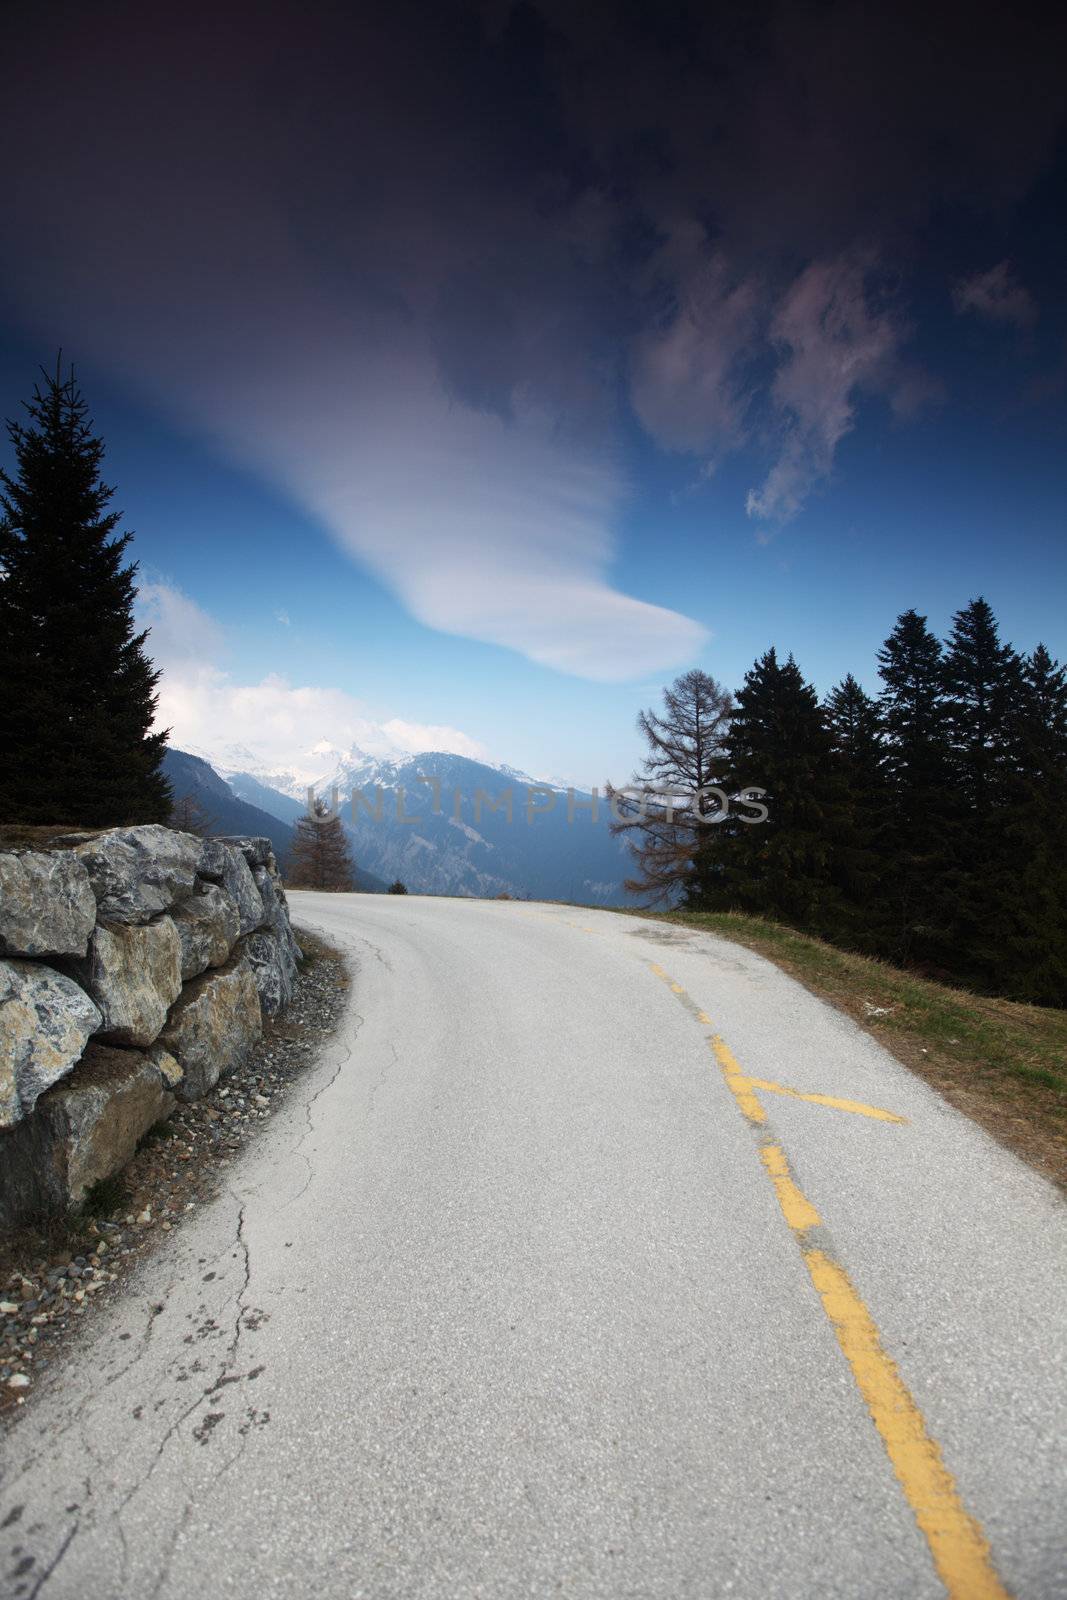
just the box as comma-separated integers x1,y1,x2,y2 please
996,645,1067,1004
876,610,952,969
824,674,888,941
388,879,409,895
1015,643,1067,775
288,798,356,889
692,650,844,934
609,668,732,903
0,361,169,825
939,598,1024,989
942,597,1022,807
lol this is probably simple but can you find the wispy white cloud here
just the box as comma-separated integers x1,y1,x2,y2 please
746,256,909,525
135,580,487,772
251,359,707,683
952,260,1037,328
629,239,932,527
136,579,226,667
630,230,760,464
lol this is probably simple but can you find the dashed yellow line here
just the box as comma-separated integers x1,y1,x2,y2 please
648,961,1011,1600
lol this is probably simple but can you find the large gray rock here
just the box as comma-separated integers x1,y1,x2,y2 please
64,826,202,923
272,866,302,961
171,883,240,981
0,850,97,959
216,845,263,937
36,1044,173,1211
157,953,262,1101
241,931,295,1016
63,919,182,1047
0,960,102,1127
196,837,231,882
253,865,296,949
249,865,300,1012
218,835,274,869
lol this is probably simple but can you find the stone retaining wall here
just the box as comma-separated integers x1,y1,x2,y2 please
0,827,301,1226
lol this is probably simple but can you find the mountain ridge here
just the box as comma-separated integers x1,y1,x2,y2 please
192,743,637,904
162,749,389,892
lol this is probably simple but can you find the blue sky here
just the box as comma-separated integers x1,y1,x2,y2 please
1,3,1064,787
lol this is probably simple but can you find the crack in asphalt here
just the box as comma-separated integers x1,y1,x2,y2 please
26,1519,78,1599
355,932,394,973
134,987,360,1595
147,1497,193,1600
285,1003,360,1206
367,1041,399,1117
109,950,361,1588
111,1195,251,1578
230,1205,251,1358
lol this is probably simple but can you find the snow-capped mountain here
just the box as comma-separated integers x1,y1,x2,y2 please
214,743,636,904
209,739,364,802
213,742,576,804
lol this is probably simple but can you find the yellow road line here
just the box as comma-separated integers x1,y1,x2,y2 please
760,1142,822,1232
747,1077,907,1124
648,961,1011,1600
802,1248,1008,1600
709,1034,767,1125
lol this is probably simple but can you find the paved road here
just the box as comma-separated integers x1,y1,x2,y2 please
3,896,1065,1599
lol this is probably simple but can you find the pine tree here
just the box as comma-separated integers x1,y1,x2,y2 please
288,798,356,890
939,598,1025,989
692,650,844,935
942,597,1022,807
1014,644,1067,779
608,668,732,903
876,610,952,969
824,674,888,942
996,645,1067,1004
0,361,170,825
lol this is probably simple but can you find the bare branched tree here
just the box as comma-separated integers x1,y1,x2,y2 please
608,669,732,904
169,792,217,838
288,797,356,890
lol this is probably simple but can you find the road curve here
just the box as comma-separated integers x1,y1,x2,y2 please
2,895,1065,1599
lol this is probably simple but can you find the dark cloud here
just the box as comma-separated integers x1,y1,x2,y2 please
953,261,1038,328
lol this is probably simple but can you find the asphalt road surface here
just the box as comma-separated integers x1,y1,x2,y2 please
3,895,1065,1599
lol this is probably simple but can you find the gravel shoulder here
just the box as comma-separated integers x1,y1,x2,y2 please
0,927,349,1417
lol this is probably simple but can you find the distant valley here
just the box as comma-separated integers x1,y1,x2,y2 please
164,745,638,904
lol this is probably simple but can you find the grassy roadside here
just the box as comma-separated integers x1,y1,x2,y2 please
616,908,1067,1189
